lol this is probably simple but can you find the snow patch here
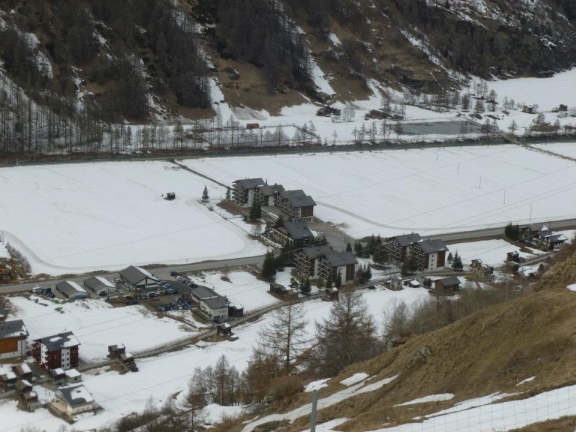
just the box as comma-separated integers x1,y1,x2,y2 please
304,378,330,393
396,393,455,406
340,373,369,386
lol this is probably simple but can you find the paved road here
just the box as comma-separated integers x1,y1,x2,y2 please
434,218,576,243
0,255,265,294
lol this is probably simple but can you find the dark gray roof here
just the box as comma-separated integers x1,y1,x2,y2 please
0,320,28,340
35,331,80,351
418,239,448,254
119,266,156,285
56,281,87,297
392,233,422,247
234,178,265,190
83,276,115,292
284,221,314,240
438,276,461,286
191,286,228,310
258,184,284,196
546,234,567,242
301,245,333,260
280,190,316,208
324,251,358,267
58,385,94,406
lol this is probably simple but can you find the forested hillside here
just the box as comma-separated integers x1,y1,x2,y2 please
0,0,575,154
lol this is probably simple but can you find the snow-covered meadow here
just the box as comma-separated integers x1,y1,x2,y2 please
448,239,544,267
0,161,266,275
184,144,576,238
0,285,430,431
8,296,198,362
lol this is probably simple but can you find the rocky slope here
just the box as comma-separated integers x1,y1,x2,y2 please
0,0,575,122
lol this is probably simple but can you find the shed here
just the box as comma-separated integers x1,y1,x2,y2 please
83,276,116,295
51,368,66,383
23,391,42,411
166,192,176,200
246,123,260,129
15,379,32,393
270,283,293,296
108,344,126,358
217,323,232,337
228,303,244,318
65,369,82,384
12,364,32,381
434,277,461,292
55,281,88,299
506,251,520,263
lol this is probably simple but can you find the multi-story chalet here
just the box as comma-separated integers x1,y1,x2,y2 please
232,178,265,207
0,320,28,360
272,221,315,247
119,266,159,290
32,331,80,370
385,233,448,271
275,190,316,222
190,286,228,322
410,239,448,271
253,183,284,207
294,245,357,285
384,233,422,263
318,252,358,284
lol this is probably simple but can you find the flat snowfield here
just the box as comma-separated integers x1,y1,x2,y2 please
183,144,576,238
0,161,265,275
9,296,198,361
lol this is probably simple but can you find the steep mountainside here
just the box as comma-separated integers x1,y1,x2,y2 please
0,0,575,123
229,247,576,432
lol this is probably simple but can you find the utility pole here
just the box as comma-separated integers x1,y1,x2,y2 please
310,390,319,432
503,190,506,204
529,204,533,223
479,175,482,189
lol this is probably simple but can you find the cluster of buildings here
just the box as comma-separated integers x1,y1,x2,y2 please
383,232,449,272
0,306,97,420
523,224,568,250
233,178,358,286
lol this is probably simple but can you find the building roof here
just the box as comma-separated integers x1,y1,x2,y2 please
0,301,6,320
51,368,65,377
258,183,284,196
58,384,94,406
284,221,314,240
438,276,461,286
262,206,283,218
234,178,265,190
545,233,568,242
0,319,28,340
391,233,422,247
83,276,115,291
323,251,358,267
119,266,158,285
280,190,317,208
301,245,333,260
56,281,87,296
417,239,448,254
35,331,80,351
191,286,228,310
65,369,82,378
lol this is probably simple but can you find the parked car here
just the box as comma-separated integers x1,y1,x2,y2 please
32,286,43,293
170,271,178,277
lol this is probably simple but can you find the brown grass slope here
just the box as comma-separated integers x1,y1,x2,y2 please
231,250,576,432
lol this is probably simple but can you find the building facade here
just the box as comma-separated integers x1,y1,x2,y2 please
274,190,316,222
32,332,80,370
232,178,265,207
0,320,28,360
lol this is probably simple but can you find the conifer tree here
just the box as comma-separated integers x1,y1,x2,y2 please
452,252,463,271
202,186,209,203
300,278,311,295
225,187,231,201
261,252,277,279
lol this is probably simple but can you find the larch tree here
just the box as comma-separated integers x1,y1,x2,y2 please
312,290,379,376
258,301,309,375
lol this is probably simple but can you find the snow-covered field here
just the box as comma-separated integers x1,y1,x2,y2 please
448,239,544,267
533,142,576,159
0,161,266,275
0,286,429,431
194,270,290,312
184,144,576,238
8,296,198,362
